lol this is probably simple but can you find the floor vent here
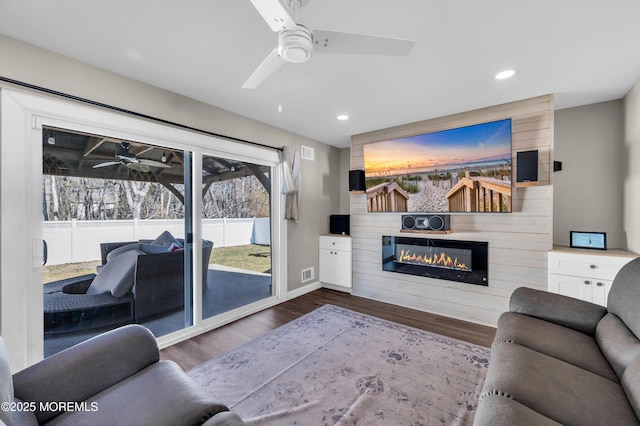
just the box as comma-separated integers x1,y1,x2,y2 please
301,267,315,283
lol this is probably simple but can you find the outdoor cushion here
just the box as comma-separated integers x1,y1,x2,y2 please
106,243,166,263
87,249,144,298
0,337,13,426
151,231,183,249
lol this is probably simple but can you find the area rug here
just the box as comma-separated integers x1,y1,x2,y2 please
188,304,491,425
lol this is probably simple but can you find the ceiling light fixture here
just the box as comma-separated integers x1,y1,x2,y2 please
47,132,56,145
495,69,517,80
161,152,167,163
337,114,349,121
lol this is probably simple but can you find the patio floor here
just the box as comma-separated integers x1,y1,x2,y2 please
44,267,272,357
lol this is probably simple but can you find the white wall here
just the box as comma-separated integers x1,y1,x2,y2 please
350,95,554,327
624,79,640,253
554,100,625,248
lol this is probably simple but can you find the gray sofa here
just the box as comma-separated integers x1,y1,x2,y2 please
475,257,640,425
2,324,244,426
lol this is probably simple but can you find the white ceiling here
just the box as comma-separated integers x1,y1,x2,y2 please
1,0,639,148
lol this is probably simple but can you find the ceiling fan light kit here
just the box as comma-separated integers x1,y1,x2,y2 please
244,0,415,89
278,24,313,63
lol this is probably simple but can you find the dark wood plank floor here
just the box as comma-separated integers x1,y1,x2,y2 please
160,288,497,371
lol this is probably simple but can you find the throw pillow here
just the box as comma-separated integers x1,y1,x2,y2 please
151,231,183,249
87,249,144,298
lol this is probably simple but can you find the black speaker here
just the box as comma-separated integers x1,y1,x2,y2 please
401,214,450,231
330,214,350,235
349,170,366,192
516,150,538,182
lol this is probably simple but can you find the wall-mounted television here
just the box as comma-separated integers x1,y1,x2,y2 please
363,118,512,213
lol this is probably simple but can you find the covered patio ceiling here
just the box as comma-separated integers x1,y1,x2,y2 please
42,127,271,199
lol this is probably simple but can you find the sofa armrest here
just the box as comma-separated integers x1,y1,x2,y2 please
509,287,607,335
13,324,159,424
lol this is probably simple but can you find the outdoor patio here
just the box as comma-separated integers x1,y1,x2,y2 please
44,266,272,357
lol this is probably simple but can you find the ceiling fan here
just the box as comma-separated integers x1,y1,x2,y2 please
93,142,170,173
242,0,416,89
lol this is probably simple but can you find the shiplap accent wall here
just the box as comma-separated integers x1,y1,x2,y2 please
350,95,554,326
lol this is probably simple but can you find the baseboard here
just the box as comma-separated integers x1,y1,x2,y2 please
287,281,322,300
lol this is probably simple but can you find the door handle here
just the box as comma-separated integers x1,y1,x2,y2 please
43,240,48,266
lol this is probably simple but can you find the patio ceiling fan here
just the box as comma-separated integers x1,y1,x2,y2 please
93,142,170,173
242,0,416,89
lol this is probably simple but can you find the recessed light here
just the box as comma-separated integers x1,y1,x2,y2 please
337,114,349,121
495,69,517,80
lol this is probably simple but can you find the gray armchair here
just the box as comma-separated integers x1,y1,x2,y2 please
2,324,244,425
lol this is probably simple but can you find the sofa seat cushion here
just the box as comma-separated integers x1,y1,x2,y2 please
494,312,618,382
474,393,562,426
45,361,230,426
597,313,640,379
482,342,638,426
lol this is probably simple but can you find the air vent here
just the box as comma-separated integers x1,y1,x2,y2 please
301,267,315,283
301,145,314,161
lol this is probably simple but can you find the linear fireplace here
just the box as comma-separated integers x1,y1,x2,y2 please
382,236,488,286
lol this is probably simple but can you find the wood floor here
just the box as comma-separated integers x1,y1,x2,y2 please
160,288,497,371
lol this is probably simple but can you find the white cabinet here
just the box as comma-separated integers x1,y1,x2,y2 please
319,235,352,292
548,246,637,306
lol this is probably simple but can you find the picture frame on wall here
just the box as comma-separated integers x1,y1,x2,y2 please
570,231,607,250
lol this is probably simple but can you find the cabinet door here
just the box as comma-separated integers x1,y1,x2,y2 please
332,250,352,288
592,279,612,307
319,249,334,284
549,274,593,303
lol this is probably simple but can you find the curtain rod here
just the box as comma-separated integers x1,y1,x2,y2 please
0,75,283,152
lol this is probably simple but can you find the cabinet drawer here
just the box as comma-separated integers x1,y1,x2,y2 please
549,252,633,280
320,235,352,251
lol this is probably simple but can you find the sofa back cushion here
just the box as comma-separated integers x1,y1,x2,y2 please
608,257,640,339
0,337,13,425
596,313,640,378
87,249,144,298
151,231,183,249
622,356,640,420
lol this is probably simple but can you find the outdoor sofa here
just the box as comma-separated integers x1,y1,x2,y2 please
43,231,213,333
474,257,640,425
1,324,244,425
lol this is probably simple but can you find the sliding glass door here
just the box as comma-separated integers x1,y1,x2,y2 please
201,154,273,320
1,89,283,368
41,127,194,356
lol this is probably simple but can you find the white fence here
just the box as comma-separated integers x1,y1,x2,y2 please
43,218,271,266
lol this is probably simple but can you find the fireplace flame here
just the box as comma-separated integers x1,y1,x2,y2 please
399,248,469,271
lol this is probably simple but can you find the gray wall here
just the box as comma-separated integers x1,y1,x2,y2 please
624,79,640,253
554,100,625,248
0,34,341,292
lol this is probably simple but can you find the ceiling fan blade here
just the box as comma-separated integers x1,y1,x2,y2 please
242,48,286,89
138,159,171,168
93,161,122,169
313,30,415,56
249,0,297,31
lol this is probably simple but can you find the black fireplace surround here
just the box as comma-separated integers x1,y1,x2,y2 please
382,236,488,286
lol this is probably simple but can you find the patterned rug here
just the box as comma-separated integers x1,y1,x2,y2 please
188,304,490,425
